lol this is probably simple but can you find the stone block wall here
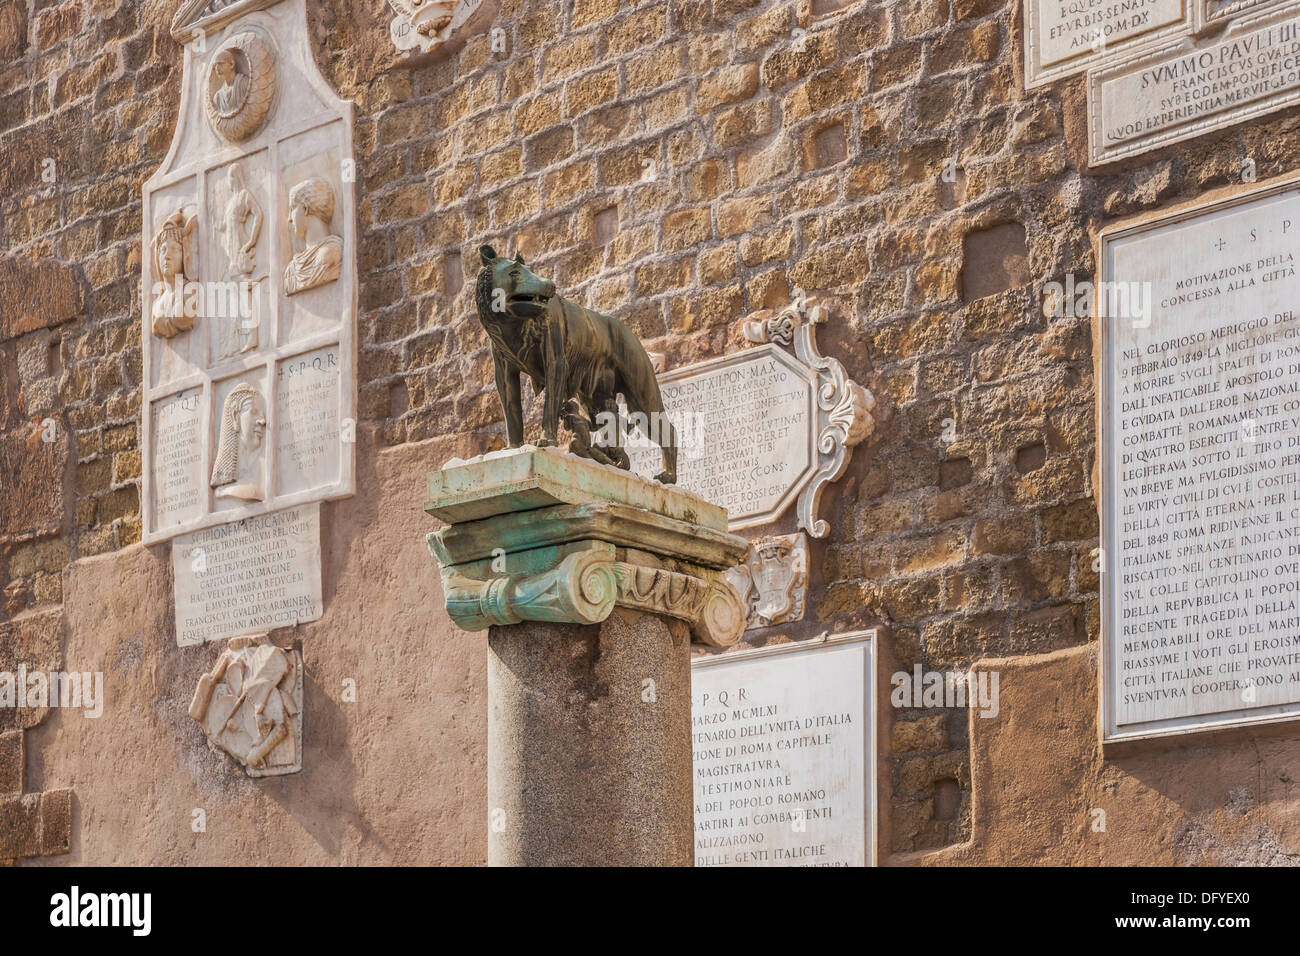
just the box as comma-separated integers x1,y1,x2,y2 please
0,612,72,863
3,0,1300,863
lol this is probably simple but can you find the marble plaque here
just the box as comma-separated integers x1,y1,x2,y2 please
173,503,323,646
630,345,816,526
141,0,356,544
1202,0,1293,24
151,388,205,531
1089,4,1300,165
627,301,874,535
276,346,342,497
1025,0,1188,88
691,631,876,866
1101,175,1300,740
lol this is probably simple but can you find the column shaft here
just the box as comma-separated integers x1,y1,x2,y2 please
487,608,693,866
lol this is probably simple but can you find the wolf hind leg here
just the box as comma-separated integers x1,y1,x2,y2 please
653,416,677,484
625,387,676,484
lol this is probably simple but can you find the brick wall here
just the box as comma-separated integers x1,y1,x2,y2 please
0,729,72,863
4,0,1300,860
0,609,70,862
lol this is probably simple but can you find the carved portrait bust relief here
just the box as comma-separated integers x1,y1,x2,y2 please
210,382,266,501
283,177,342,295
212,49,248,114
150,208,198,339
204,32,276,142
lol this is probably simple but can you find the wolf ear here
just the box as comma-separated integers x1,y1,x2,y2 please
478,245,498,266
513,251,526,266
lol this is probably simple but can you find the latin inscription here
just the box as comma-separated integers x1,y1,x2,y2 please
276,346,341,497
172,503,324,646
1028,0,1184,85
629,348,813,526
152,388,204,529
1092,9,1300,163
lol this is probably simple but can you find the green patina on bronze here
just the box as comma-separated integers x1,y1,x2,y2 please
424,447,749,647
474,245,677,483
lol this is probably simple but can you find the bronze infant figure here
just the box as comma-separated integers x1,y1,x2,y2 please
474,245,677,484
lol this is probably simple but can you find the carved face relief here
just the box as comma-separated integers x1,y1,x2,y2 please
283,176,343,295
150,208,198,339
204,32,276,142
288,198,307,238
240,402,266,449
211,382,266,501
212,51,244,109
159,236,183,276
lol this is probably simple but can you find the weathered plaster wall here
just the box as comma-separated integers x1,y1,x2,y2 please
25,433,488,865
0,0,1298,864
911,645,1300,866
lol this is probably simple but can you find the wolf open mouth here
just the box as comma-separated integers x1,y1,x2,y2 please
508,293,550,308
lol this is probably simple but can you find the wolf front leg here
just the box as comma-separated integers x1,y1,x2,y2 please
494,352,525,446
539,313,567,447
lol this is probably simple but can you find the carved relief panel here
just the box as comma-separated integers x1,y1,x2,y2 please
386,0,494,56
189,636,303,776
141,0,355,544
725,533,808,630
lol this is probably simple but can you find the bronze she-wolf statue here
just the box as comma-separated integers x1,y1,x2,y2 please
474,245,677,484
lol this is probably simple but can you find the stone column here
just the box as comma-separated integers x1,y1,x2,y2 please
426,447,748,867
487,612,691,866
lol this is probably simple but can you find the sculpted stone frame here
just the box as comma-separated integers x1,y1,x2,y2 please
141,0,356,545
630,299,875,536
203,29,277,142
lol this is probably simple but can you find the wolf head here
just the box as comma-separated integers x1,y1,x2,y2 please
476,245,556,319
